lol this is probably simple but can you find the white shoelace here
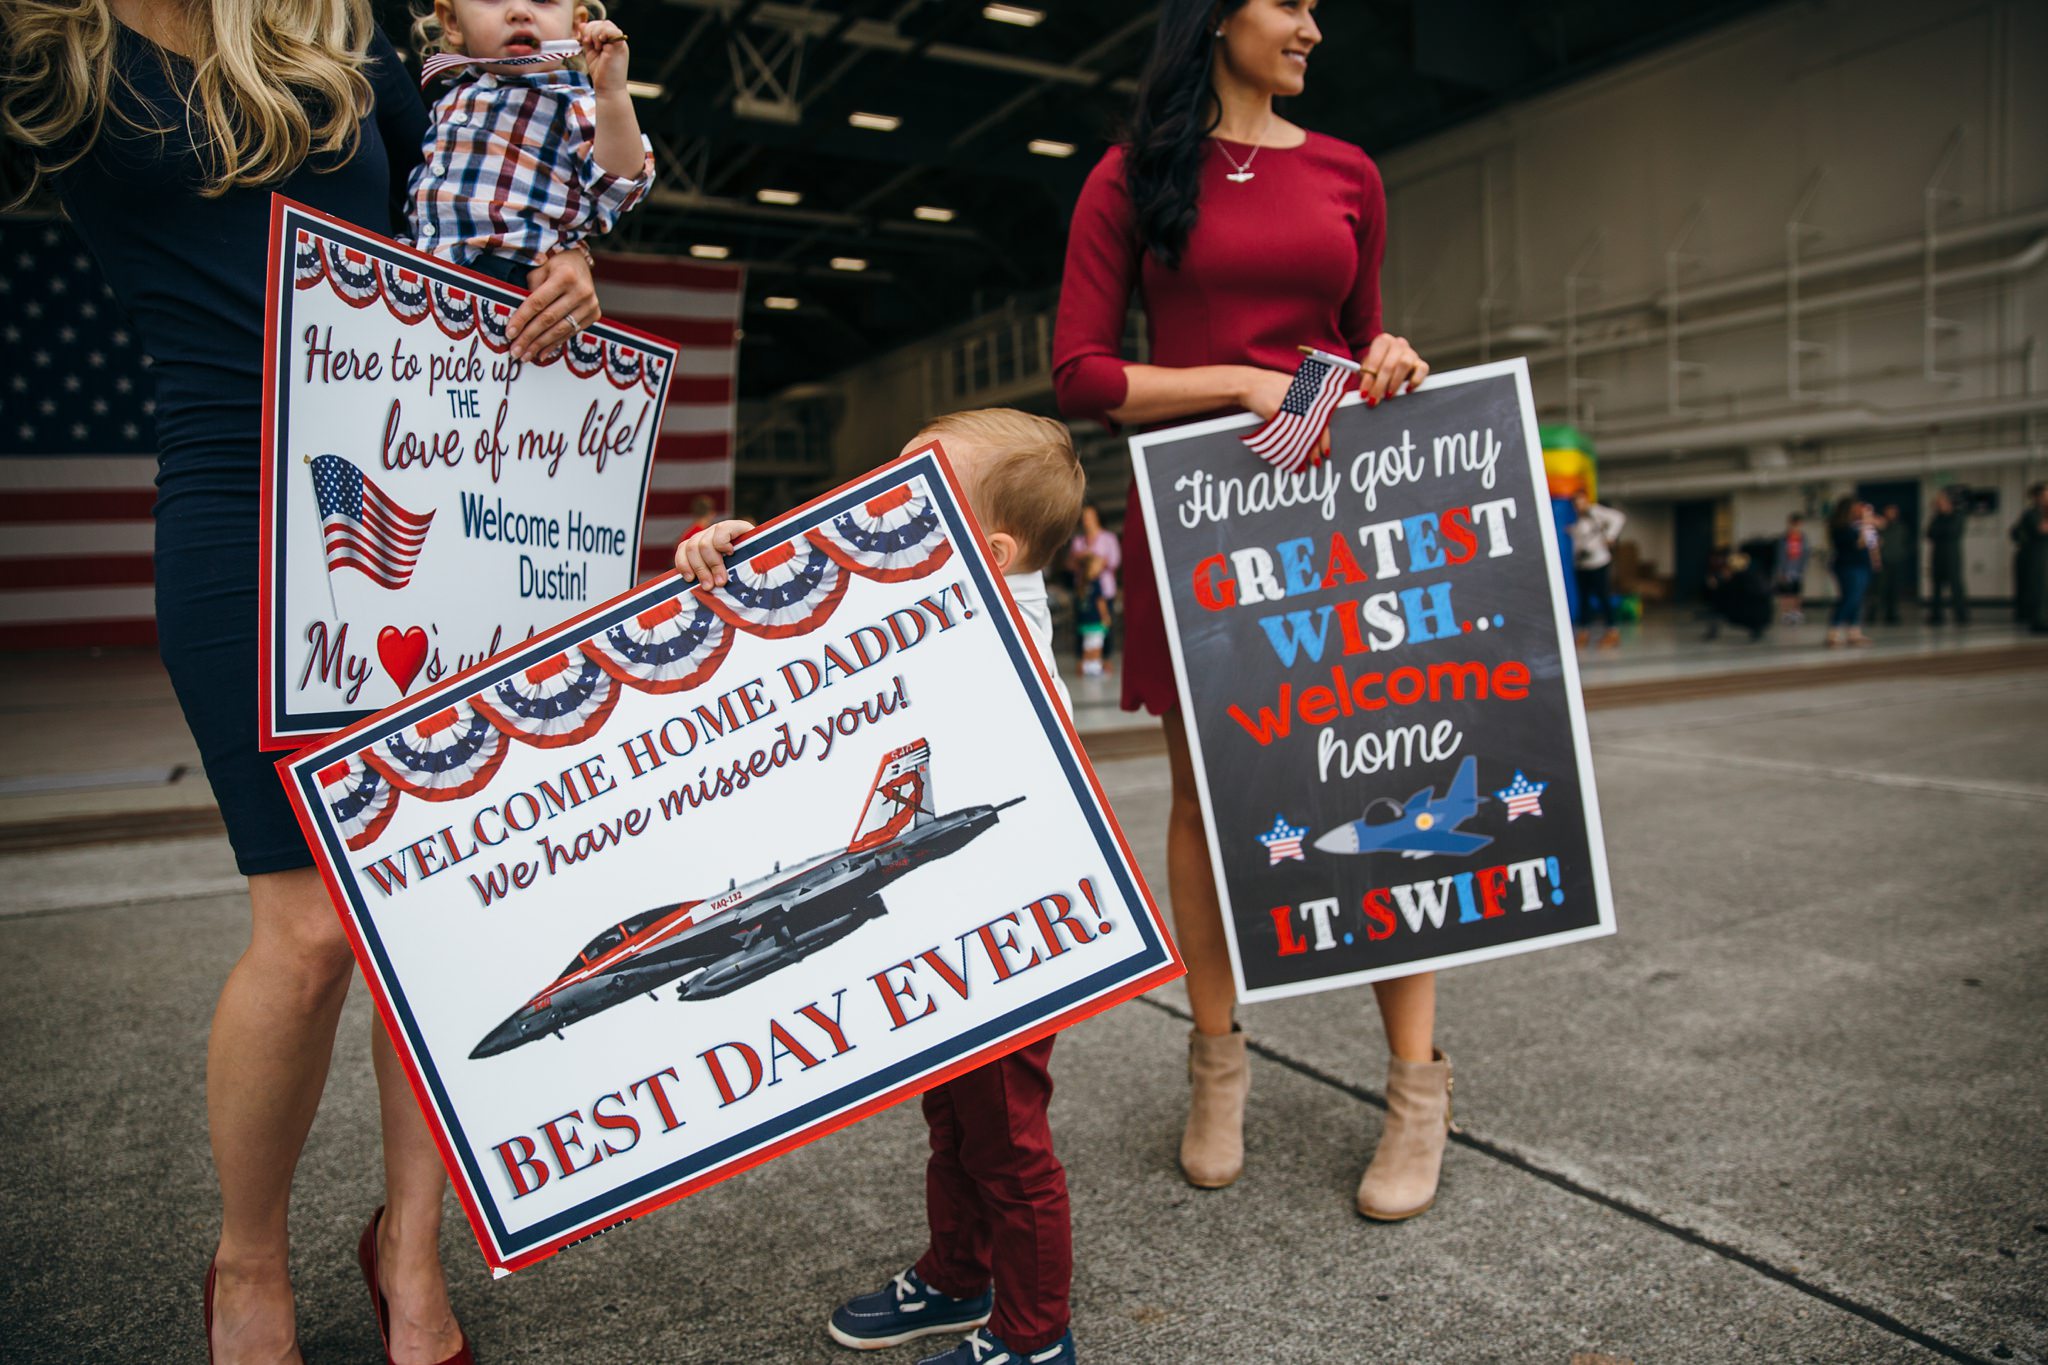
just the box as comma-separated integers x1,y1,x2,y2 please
892,1269,919,1302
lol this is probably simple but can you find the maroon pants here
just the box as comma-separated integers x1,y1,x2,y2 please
913,1035,1071,1352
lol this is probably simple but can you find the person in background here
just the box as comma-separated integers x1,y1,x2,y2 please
1774,512,1809,625
1925,490,1969,626
1827,499,1877,648
684,493,719,542
1864,503,1910,626
1075,553,1112,675
2013,483,2045,626
1568,490,1626,649
1066,502,1120,661
2020,485,2048,635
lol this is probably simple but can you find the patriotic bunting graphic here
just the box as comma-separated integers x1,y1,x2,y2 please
584,594,734,695
334,476,964,825
810,485,954,582
381,262,431,322
475,296,513,352
310,454,436,589
1242,348,1360,475
429,280,478,341
294,229,327,289
319,752,399,852
325,242,384,307
1258,814,1308,865
286,223,652,377
703,537,851,640
563,330,608,378
1495,771,1547,821
470,647,621,749
366,701,511,802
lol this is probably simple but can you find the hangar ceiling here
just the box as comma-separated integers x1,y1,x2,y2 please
369,0,1784,396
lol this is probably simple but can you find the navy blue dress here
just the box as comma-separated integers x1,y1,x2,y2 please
53,25,427,874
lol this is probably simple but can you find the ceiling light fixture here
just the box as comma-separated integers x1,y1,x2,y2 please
1027,139,1075,158
829,257,869,272
756,188,802,206
690,244,731,260
983,4,1045,26
848,111,902,132
913,205,957,223
765,296,800,311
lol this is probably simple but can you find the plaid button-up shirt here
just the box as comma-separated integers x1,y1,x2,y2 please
407,69,654,270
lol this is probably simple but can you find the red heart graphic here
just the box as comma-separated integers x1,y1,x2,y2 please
377,626,429,694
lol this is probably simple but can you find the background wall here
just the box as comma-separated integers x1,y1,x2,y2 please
777,0,2048,602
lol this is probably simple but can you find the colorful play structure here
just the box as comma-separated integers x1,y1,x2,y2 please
1538,424,1637,625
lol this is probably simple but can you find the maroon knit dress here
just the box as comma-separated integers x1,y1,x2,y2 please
1051,132,1387,715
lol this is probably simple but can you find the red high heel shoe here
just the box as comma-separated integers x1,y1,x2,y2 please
357,1207,475,1365
203,1262,217,1364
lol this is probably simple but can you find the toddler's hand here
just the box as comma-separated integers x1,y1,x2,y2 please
675,519,754,588
579,19,630,93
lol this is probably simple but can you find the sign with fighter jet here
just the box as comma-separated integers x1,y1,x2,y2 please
1128,359,1615,1002
283,449,1181,1275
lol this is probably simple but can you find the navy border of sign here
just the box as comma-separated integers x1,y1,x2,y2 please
263,203,665,742
289,453,1172,1260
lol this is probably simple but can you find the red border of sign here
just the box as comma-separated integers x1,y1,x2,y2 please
278,444,1184,1276
256,195,681,752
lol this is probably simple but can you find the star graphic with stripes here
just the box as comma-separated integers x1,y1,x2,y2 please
1258,813,1308,864
1495,771,1547,821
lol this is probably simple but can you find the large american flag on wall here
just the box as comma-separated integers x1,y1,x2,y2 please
0,221,740,647
0,218,160,648
593,251,742,576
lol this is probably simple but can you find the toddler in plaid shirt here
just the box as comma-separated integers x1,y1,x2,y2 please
407,0,654,284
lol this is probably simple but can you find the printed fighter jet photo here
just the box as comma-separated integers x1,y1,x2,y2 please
1311,755,1493,860
471,740,1022,1059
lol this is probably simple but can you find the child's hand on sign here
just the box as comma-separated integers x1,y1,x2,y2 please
675,519,754,588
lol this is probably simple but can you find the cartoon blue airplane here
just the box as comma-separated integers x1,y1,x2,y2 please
1312,756,1492,859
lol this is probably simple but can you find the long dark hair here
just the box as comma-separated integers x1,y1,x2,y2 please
1124,0,1247,270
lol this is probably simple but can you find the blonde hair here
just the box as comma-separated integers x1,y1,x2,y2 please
411,0,605,60
1,0,375,201
917,409,1085,574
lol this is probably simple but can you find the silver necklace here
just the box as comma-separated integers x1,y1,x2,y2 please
1215,117,1272,183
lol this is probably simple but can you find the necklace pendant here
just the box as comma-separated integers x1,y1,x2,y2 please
1226,170,1255,184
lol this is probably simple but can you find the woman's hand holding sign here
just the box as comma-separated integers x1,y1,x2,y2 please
1358,333,1430,406
510,246,600,363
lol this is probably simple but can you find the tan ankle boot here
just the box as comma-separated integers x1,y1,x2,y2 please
1180,1026,1248,1189
1355,1049,1453,1220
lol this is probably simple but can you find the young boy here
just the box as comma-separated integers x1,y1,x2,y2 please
407,0,653,287
677,409,1087,1365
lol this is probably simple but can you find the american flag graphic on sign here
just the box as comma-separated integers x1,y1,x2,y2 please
1258,814,1308,865
1241,348,1360,475
1495,771,1547,822
310,454,436,589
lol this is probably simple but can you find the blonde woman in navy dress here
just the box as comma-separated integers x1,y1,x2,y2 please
2,1,600,1359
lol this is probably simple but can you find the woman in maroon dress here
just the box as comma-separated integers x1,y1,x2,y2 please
1053,0,1449,1219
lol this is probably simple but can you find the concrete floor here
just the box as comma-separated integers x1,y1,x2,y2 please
1,662,2044,1363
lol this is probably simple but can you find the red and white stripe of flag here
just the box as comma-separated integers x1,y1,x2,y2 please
592,253,745,575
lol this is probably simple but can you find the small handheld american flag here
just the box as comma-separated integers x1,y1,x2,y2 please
419,39,581,87
1241,347,1362,475
310,454,436,589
